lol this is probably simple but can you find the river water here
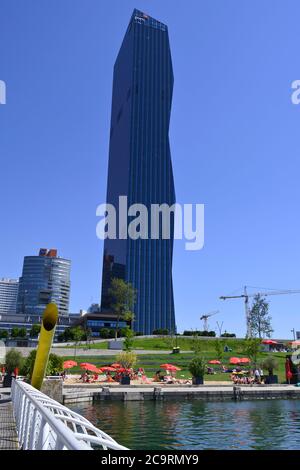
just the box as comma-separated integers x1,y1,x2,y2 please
69,399,300,450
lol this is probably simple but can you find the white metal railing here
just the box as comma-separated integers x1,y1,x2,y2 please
11,379,128,450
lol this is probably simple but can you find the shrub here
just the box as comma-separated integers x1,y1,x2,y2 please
29,324,41,338
21,351,63,379
152,328,169,335
99,328,110,339
183,330,216,337
116,351,137,369
123,328,134,351
221,333,236,338
5,349,23,373
262,356,279,376
0,330,8,339
188,356,207,378
48,353,63,375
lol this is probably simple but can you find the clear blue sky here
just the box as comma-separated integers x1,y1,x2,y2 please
1,0,300,338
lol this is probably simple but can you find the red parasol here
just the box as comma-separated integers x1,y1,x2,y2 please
101,366,116,372
262,339,278,345
80,363,101,373
208,360,221,365
63,360,78,369
160,364,181,371
111,363,122,368
239,358,251,364
229,357,241,364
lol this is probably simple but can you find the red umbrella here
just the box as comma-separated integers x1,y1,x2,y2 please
208,360,221,364
111,363,122,368
63,360,78,369
229,357,241,364
160,364,181,371
101,366,116,372
239,358,251,364
80,363,101,373
262,339,278,345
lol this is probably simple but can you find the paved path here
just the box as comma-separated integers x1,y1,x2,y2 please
0,398,19,450
5,347,192,357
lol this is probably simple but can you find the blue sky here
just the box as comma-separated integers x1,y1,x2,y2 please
1,0,300,338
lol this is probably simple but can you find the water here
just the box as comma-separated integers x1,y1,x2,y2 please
69,399,300,450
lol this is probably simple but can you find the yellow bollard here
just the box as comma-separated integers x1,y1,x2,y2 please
31,303,58,390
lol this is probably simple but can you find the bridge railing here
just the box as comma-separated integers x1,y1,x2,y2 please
11,379,128,450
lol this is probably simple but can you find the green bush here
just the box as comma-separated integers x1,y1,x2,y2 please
99,328,110,339
0,330,8,339
152,328,169,335
5,349,23,373
188,356,207,378
262,355,279,376
116,351,137,369
183,330,216,337
21,351,63,379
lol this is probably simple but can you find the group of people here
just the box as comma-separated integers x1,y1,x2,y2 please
153,370,191,384
77,367,153,384
231,368,265,385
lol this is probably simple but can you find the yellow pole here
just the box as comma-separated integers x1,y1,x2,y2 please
31,303,58,390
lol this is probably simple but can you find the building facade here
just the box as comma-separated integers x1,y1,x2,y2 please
0,313,80,343
77,312,130,338
17,248,71,316
0,278,19,315
100,10,176,335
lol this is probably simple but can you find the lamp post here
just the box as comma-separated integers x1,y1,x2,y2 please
291,328,296,341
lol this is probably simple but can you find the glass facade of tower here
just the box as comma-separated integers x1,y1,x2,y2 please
0,278,19,315
17,249,71,316
101,10,176,334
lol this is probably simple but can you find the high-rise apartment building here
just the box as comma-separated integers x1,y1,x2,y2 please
17,248,71,316
100,10,176,334
0,278,19,315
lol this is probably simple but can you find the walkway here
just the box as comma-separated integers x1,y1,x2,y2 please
5,347,192,357
0,390,19,450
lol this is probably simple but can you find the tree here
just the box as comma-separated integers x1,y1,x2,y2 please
0,330,8,339
10,327,20,338
249,294,273,338
29,324,41,338
72,326,85,358
123,328,134,351
214,339,224,362
5,349,23,373
243,338,261,366
191,332,203,354
108,278,136,340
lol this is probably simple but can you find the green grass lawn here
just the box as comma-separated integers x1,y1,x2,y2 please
72,336,247,351
63,350,289,383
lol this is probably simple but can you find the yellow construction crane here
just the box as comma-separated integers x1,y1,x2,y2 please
220,286,300,337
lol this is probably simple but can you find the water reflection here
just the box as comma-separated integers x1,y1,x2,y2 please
69,400,300,450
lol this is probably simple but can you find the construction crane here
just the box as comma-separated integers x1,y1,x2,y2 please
200,310,219,331
220,286,300,337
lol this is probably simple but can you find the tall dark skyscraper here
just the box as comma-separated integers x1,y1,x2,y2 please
101,9,176,335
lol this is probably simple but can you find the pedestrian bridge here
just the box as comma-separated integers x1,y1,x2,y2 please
8,379,128,450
